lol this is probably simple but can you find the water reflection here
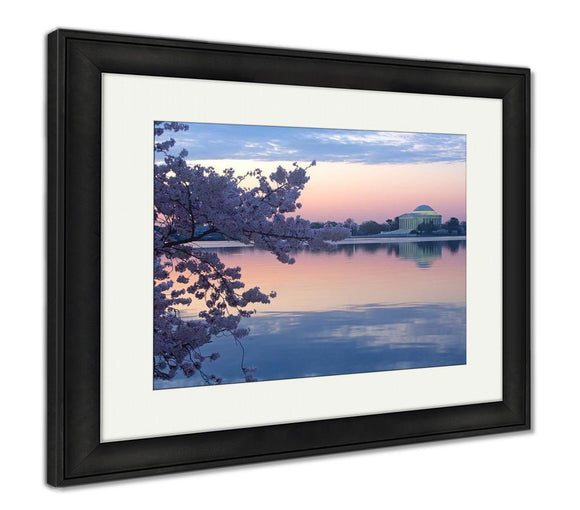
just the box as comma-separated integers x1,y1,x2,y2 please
155,240,466,389
398,242,441,268
204,240,464,269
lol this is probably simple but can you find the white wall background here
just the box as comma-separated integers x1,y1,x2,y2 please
0,1,576,507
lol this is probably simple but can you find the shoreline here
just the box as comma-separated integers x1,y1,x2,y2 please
193,236,466,248
336,235,465,244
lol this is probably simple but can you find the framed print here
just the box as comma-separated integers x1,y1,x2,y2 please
47,29,530,486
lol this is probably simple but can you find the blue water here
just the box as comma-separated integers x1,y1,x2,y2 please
155,240,466,389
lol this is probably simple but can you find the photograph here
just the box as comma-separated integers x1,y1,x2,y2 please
43,24,533,490
153,122,467,389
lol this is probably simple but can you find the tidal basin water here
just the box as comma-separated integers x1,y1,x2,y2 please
155,239,466,389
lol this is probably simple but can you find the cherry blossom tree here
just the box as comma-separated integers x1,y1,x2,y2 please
154,122,349,384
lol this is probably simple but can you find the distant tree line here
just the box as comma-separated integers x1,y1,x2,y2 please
310,217,400,236
309,216,466,236
413,217,466,236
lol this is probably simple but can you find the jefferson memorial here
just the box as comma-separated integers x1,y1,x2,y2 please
382,204,442,236
398,205,442,231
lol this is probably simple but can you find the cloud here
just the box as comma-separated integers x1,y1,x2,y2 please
306,131,414,146
164,122,466,165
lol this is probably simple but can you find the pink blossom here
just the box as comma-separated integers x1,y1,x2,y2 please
153,123,348,384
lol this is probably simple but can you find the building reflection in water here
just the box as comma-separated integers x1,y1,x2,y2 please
332,240,463,269
398,241,442,268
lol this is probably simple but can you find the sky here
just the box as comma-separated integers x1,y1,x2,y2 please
156,122,466,222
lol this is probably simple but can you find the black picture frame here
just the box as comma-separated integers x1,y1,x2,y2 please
47,29,530,486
